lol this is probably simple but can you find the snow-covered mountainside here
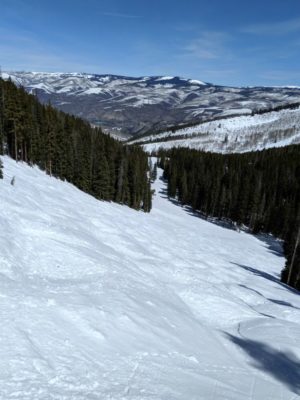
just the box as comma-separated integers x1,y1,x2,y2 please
132,106,300,153
1,156,300,399
3,71,300,139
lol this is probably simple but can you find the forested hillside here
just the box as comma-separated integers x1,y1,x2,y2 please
158,146,300,289
0,78,151,211
5,71,300,139
133,105,300,154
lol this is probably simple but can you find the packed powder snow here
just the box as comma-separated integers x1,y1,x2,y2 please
0,156,300,399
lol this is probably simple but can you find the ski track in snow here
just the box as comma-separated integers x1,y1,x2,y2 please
0,156,300,399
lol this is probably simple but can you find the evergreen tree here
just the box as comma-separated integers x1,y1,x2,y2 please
0,77,152,212
158,145,300,290
92,153,111,200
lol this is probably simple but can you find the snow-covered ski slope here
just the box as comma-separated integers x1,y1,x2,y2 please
132,107,300,153
1,156,300,400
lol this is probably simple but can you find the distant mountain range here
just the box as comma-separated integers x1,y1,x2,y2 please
3,71,300,139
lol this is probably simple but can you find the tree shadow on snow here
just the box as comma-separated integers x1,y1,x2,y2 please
158,178,241,231
159,186,182,206
232,262,280,284
158,177,285,260
231,262,300,296
237,284,300,311
267,298,300,310
224,333,300,395
254,233,283,258
158,177,280,237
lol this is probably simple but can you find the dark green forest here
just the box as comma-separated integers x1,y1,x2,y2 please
157,146,300,290
0,78,151,211
1,76,299,290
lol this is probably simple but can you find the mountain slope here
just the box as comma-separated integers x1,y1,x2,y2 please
132,106,300,153
0,77,151,211
1,156,300,399
4,71,300,139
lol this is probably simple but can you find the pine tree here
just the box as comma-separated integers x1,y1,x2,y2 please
0,77,152,212
92,153,111,200
158,145,300,290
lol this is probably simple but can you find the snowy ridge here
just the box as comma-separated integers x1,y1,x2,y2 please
3,71,300,139
1,156,300,399
132,106,300,153
3,71,206,97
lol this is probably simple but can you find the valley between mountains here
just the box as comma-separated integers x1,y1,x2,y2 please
4,71,300,142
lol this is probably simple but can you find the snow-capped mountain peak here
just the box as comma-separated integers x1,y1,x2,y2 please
3,71,300,141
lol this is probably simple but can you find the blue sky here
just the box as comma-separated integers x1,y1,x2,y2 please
1,0,300,86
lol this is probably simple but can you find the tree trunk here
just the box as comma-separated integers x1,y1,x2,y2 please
287,227,300,286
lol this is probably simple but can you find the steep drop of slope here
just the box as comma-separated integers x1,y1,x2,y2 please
1,156,300,399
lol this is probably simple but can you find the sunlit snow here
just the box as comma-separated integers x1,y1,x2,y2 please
0,157,300,399
134,107,300,153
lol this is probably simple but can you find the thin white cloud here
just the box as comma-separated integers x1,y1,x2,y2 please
242,18,300,35
102,12,141,19
0,36,100,73
259,70,300,82
182,32,231,60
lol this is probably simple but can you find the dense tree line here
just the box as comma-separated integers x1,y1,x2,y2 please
130,101,300,146
0,78,151,211
251,101,300,116
157,146,300,290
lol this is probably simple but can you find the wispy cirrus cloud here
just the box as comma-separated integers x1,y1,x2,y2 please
182,31,232,60
0,45,100,73
242,18,300,36
0,27,100,73
102,11,141,19
259,69,300,82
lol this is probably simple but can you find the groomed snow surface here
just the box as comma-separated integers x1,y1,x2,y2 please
1,157,300,400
